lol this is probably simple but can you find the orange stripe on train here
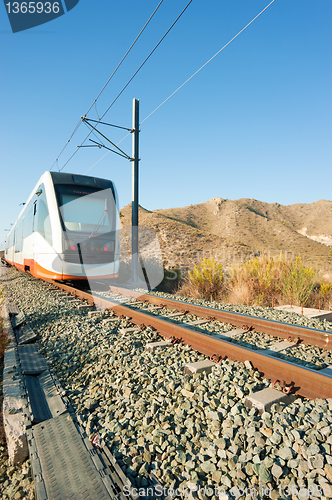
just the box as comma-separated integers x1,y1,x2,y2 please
5,258,118,280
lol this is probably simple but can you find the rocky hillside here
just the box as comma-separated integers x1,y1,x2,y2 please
120,198,332,275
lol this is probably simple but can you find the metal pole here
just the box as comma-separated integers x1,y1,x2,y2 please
131,98,139,282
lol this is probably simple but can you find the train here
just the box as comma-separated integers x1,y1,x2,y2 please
4,171,120,280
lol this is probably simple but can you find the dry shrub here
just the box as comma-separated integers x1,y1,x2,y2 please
227,282,254,306
178,279,204,300
318,283,332,310
180,258,225,301
181,253,332,309
306,282,332,310
228,254,285,307
278,256,317,306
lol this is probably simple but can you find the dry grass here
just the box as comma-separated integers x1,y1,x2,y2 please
187,258,225,302
227,254,285,307
179,254,332,309
227,282,255,306
178,278,209,300
305,283,332,310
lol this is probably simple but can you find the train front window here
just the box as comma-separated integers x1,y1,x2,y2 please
56,186,115,234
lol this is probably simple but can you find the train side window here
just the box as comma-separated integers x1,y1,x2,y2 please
36,200,52,245
15,222,23,253
35,186,52,245
19,220,24,252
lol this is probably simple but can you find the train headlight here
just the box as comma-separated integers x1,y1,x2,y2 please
63,238,79,252
103,241,115,252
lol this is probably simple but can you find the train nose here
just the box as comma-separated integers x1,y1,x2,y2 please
62,237,116,264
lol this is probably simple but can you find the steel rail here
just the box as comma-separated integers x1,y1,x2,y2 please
107,286,332,351
46,280,332,400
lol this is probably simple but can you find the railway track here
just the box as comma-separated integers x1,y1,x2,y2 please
2,266,332,499
107,285,332,351
46,280,332,400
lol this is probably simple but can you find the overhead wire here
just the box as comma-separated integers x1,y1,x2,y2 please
95,0,194,123
141,0,276,124
83,0,276,175
50,0,164,171
82,0,165,120
60,0,193,172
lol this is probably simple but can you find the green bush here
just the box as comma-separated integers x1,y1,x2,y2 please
188,257,224,301
278,256,317,306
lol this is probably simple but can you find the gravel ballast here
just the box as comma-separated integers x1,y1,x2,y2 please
2,267,332,499
134,289,332,332
97,290,332,371
0,445,34,500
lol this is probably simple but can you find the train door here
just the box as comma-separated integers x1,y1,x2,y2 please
12,230,16,263
22,201,35,268
32,186,56,277
33,200,37,231
32,200,37,268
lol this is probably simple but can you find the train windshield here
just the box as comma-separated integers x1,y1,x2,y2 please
56,186,116,235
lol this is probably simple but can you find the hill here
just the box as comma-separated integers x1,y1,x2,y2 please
120,198,332,276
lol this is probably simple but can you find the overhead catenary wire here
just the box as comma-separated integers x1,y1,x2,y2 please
50,0,164,172
83,0,165,120
83,0,276,175
94,0,194,124
60,0,194,173
142,0,276,124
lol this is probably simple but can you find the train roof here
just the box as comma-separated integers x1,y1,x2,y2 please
50,172,114,190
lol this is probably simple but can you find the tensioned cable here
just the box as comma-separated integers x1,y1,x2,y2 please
84,0,165,119
50,0,164,171
142,0,276,124
95,0,193,123
83,0,276,175
60,0,193,172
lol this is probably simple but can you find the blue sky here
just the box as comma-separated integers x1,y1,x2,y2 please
1,0,331,248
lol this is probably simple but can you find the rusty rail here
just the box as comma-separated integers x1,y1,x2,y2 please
107,286,332,351
45,280,332,400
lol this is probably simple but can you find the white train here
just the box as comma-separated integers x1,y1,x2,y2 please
4,171,120,280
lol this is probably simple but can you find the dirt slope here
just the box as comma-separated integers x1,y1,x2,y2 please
120,198,332,273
